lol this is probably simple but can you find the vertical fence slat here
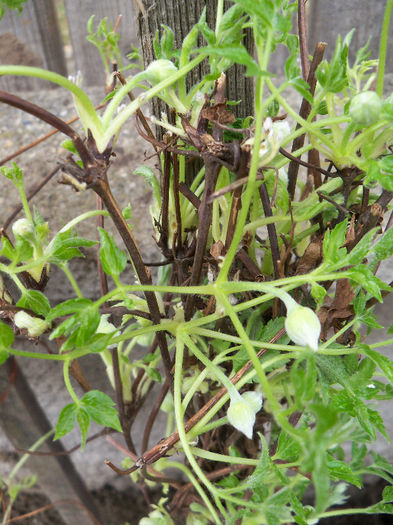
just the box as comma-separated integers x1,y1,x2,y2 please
0,0,66,91
64,0,138,86
309,0,391,71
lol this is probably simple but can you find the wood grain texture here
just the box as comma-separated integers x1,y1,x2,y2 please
309,0,392,71
0,0,66,91
64,0,137,86
136,0,254,119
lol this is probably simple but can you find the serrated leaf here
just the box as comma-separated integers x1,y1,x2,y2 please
49,229,97,262
346,228,377,264
47,298,93,322
231,0,274,27
289,77,313,104
274,431,301,462
328,458,361,487
81,390,122,431
374,226,393,261
54,403,78,440
364,347,393,386
0,320,14,348
17,290,50,317
98,228,127,277
198,45,261,76
1,162,23,186
144,367,162,382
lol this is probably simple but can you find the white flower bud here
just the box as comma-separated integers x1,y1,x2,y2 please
12,218,35,240
145,59,178,86
284,304,321,351
227,391,263,439
14,311,49,337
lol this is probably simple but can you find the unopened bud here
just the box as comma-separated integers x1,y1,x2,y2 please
285,304,321,351
14,311,49,337
145,59,178,86
349,91,382,126
12,218,35,240
227,391,263,439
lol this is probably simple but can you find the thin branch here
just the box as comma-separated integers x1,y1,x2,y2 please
259,183,280,279
298,0,310,80
287,42,327,198
0,91,93,168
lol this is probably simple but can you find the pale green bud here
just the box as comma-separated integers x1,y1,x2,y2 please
285,304,321,351
227,391,263,439
139,508,174,525
14,311,49,337
349,91,382,126
12,218,35,240
145,59,178,86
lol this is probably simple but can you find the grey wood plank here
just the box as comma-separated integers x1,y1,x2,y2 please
0,358,104,525
136,0,254,119
309,0,392,71
0,0,66,92
64,0,138,86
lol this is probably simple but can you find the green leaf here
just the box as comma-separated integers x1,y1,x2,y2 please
74,305,100,347
198,45,261,76
1,162,24,186
0,320,14,348
47,298,93,322
346,228,377,264
231,0,274,28
77,407,90,449
382,486,393,502
273,431,301,462
133,166,160,202
364,347,393,386
17,290,50,317
328,458,361,487
322,219,348,264
0,349,9,365
98,227,127,277
288,77,313,104
81,390,122,431
49,229,97,262
54,403,78,440
311,282,327,306
374,225,393,261
144,367,162,382
349,266,391,302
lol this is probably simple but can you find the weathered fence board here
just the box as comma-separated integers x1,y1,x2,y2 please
0,0,66,91
63,0,138,86
309,0,392,69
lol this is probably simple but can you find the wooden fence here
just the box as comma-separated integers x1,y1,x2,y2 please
0,0,392,92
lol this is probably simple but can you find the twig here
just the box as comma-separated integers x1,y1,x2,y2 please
298,0,310,80
287,42,327,198
259,183,280,279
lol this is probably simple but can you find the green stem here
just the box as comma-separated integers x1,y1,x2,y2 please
218,28,273,282
182,333,239,400
215,289,304,439
173,333,224,523
376,0,393,97
63,359,80,405
60,263,83,298
6,429,54,484
0,65,102,131
189,446,258,466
